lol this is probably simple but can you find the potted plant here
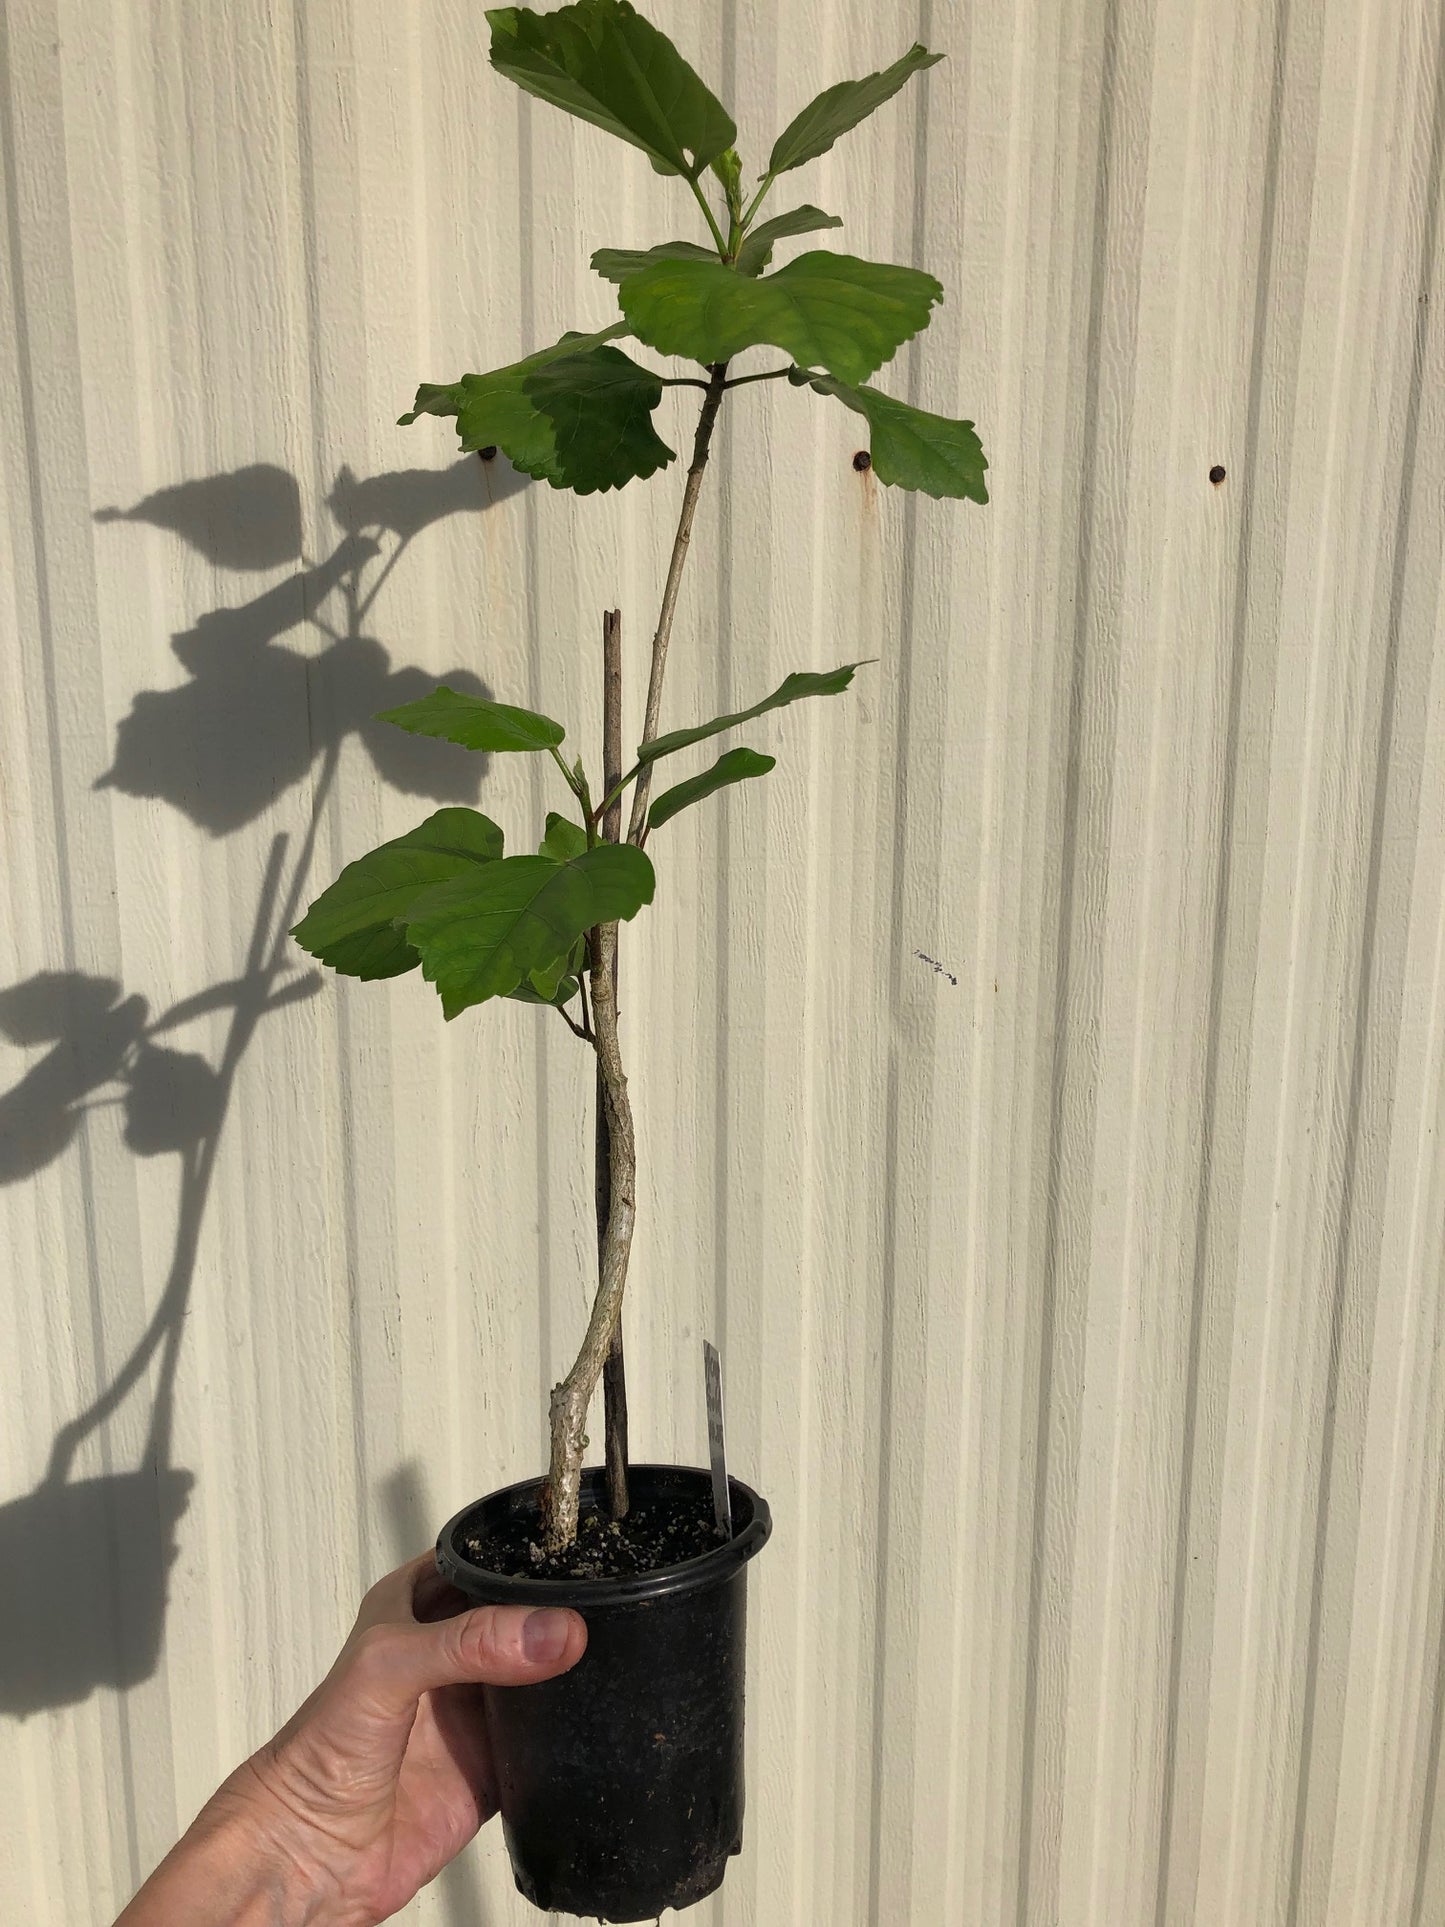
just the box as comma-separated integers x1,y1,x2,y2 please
292,2,987,1917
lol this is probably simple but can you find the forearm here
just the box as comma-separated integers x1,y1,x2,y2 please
115,1768,340,1927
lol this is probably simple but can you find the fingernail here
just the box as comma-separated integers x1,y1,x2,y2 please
522,1608,573,1663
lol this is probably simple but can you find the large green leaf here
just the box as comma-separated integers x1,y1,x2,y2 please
590,239,717,285
403,844,655,1018
791,368,988,502
639,663,863,764
619,252,941,384
291,809,504,981
648,746,775,830
767,43,942,177
399,330,674,494
377,686,567,752
735,206,842,277
486,0,735,178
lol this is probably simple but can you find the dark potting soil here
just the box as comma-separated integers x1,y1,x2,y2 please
461,1489,725,1581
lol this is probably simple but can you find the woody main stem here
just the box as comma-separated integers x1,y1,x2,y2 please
542,364,730,1553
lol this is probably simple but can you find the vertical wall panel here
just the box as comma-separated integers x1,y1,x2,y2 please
3,1,1444,1921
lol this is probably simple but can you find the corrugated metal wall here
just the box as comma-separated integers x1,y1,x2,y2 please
2,0,1443,1919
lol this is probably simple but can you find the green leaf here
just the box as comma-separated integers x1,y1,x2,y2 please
399,330,674,495
486,0,735,178
648,746,776,830
619,251,941,384
790,368,988,502
403,844,655,1019
767,43,942,177
735,205,842,277
291,809,505,981
590,240,718,286
526,951,573,1000
507,970,581,1007
540,812,589,861
377,686,567,752
639,663,863,764
506,931,586,1006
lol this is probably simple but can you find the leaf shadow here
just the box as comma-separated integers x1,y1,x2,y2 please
95,453,527,837
1,453,526,1719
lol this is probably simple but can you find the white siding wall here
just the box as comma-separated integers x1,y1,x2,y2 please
2,0,1444,1920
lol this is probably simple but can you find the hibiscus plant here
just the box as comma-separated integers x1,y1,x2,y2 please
292,0,987,1554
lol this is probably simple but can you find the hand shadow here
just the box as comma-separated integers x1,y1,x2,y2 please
1,453,526,1718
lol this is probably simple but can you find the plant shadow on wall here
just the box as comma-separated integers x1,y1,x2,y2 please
0,453,525,1719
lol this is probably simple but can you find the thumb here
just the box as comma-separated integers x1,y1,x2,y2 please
345,1605,587,1721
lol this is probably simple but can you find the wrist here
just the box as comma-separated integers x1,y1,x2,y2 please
115,1767,340,1927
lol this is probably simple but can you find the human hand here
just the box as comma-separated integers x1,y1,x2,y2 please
116,1551,586,1926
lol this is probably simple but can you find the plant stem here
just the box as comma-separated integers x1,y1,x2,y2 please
688,175,728,257
542,378,731,1550
626,361,730,845
598,609,629,1521
543,910,636,1551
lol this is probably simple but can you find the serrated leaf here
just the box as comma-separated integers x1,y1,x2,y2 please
291,809,505,980
403,844,655,1019
540,812,590,861
399,331,674,494
377,686,566,752
590,240,718,286
648,747,775,830
619,251,941,384
639,664,862,764
486,0,735,178
735,205,843,277
791,368,988,502
767,43,942,177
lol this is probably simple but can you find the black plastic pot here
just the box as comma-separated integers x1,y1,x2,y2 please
436,1463,771,1922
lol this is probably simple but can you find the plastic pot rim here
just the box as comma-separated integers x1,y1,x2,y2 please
435,1462,772,1608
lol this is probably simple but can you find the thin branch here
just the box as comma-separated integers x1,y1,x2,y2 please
660,376,713,390
558,1004,590,1043
590,760,643,829
723,364,797,391
625,361,731,844
598,608,629,1521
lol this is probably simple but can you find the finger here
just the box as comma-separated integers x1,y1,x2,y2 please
412,1559,471,1625
343,1605,587,1725
350,1551,439,1636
